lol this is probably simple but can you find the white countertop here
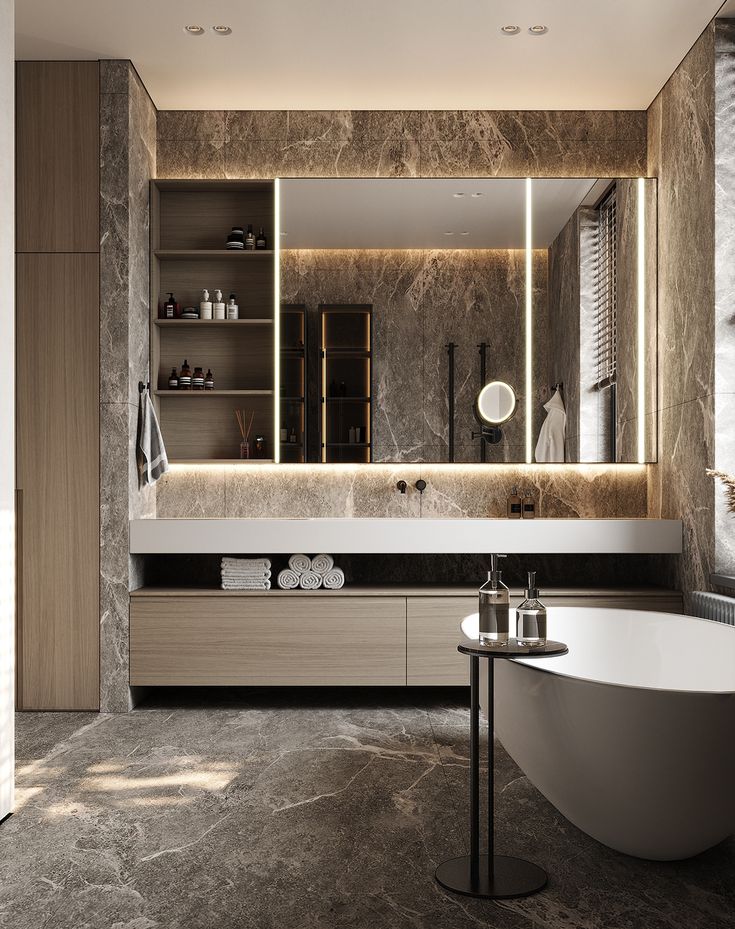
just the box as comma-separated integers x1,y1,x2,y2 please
129,518,683,555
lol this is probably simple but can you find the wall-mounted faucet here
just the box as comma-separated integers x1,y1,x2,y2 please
396,480,407,494
415,480,427,494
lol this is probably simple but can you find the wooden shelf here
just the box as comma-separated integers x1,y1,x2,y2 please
155,318,273,327
155,389,273,397
322,349,371,358
325,396,370,402
324,442,371,448
155,249,274,260
281,396,304,402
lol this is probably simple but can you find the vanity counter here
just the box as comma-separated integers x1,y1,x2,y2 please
129,518,683,555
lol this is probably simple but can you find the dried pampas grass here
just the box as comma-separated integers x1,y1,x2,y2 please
707,469,735,515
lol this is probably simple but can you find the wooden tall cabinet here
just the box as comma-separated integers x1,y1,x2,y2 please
15,62,100,709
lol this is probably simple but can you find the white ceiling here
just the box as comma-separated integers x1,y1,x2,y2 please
280,178,599,249
15,0,727,110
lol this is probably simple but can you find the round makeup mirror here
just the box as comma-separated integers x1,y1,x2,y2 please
475,381,517,425
473,381,517,445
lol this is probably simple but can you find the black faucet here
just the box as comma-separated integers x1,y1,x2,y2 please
396,480,407,494
415,480,427,494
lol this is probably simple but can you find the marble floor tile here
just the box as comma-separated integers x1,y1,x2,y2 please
2,691,733,929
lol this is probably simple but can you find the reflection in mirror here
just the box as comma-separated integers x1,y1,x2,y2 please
473,381,517,446
278,177,656,464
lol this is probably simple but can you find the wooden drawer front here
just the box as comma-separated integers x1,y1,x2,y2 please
407,597,475,686
130,597,406,686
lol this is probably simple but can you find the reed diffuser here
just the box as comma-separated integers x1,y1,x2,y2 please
236,409,255,459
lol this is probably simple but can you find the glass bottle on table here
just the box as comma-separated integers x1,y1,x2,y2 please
478,554,509,645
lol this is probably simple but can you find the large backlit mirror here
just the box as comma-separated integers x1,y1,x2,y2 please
278,177,656,464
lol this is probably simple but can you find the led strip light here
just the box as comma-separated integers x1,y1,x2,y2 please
525,177,533,464
273,178,281,463
637,177,646,464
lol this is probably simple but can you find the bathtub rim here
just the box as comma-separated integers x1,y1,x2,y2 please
460,606,735,697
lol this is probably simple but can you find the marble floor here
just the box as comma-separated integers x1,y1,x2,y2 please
1,688,733,929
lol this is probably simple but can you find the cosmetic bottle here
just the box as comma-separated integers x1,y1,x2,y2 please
179,359,192,390
280,426,288,443
348,426,356,444
192,366,205,390
163,292,176,320
289,426,297,444
200,289,213,321
516,571,547,646
254,435,266,458
245,225,256,250
522,490,536,519
213,289,226,320
478,554,509,646
507,486,522,519
168,367,179,390
226,293,239,320
204,369,214,390
256,227,267,249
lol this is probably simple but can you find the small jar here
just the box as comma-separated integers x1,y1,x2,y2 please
192,366,205,390
204,369,214,390
226,226,244,249
254,435,266,459
168,367,179,390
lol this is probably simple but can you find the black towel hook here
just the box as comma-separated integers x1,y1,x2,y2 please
138,381,150,393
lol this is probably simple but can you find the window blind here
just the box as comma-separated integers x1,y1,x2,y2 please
594,187,617,389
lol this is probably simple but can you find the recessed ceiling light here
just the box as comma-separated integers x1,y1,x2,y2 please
212,25,232,35
280,231,288,236
444,231,454,236
471,192,483,198
460,231,470,236
184,25,204,35
528,25,548,35
453,192,465,198
501,25,520,35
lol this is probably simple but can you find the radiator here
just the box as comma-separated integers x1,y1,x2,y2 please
691,591,735,626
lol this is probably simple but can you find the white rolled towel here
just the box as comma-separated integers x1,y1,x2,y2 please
289,553,312,575
322,567,345,590
277,568,300,590
299,570,322,590
311,553,334,575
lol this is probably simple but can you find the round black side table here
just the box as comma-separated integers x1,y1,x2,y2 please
435,638,568,900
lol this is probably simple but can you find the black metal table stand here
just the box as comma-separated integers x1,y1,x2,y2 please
435,640,568,899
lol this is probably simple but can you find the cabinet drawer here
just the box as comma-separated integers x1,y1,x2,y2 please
407,597,475,686
130,596,406,686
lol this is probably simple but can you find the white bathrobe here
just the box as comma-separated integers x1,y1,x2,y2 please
535,389,566,463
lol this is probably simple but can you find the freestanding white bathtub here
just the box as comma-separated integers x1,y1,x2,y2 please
461,607,735,861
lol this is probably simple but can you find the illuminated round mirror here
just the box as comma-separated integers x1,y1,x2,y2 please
474,381,517,426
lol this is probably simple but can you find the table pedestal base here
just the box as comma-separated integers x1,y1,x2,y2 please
435,854,547,900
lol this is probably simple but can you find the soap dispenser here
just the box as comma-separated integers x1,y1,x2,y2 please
507,486,522,519
478,554,509,645
516,571,547,647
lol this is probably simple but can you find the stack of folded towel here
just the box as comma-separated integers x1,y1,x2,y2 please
221,557,272,590
278,554,345,590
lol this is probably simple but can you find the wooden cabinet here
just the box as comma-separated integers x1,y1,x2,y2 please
16,62,99,254
16,255,100,709
407,597,474,686
130,596,406,686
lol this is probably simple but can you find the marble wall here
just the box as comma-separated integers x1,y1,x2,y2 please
646,26,716,601
281,248,548,463
156,110,647,179
99,62,156,711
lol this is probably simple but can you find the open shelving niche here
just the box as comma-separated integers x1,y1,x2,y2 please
150,180,279,463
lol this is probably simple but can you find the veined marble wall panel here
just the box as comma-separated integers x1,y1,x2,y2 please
156,463,647,520
714,22,735,576
157,110,646,179
99,61,156,712
647,27,716,603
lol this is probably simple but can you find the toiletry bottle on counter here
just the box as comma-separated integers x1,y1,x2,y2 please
213,289,226,320
289,425,297,444
256,227,267,249
507,486,522,519
280,426,288,443
522,491,536,519
205,369,214,390
516,571,547,646
478,553,509,646
226,293,239,320
245,224,256,250
200,289,213,320
179,359,192,390
168,367,179,390
192,366,205,390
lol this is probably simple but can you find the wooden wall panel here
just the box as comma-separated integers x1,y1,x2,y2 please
16,254,100,709
16,61,99,253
